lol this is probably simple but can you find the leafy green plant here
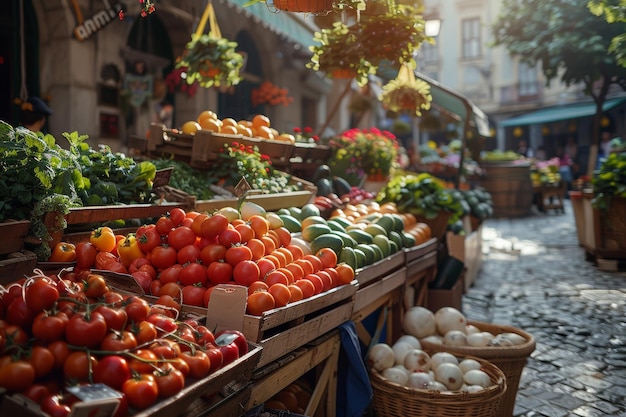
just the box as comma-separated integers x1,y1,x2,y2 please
592,152,626,210
176,34,244,88
376,173,465,224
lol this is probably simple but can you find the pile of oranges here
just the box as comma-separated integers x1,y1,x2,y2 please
181,111,296,144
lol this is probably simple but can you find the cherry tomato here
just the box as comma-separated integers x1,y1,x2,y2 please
93,355,131,390
122,374,159,410
167,226,196,251
65,311,108,348
168,208,187,227
179,262,207,286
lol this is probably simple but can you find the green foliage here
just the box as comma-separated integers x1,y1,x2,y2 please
491,0,626,92
592,151,626,209
589,0,626,67
375,173,465,223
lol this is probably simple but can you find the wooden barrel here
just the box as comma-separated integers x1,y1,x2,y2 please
479,162,533,218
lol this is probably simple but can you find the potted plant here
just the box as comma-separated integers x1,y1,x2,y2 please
380,62,432,116
245,0,365,14
325,127,400,186
176,35,244,88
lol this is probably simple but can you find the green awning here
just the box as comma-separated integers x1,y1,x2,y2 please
226,0,315,49
415,73,492,138
499,97,626,127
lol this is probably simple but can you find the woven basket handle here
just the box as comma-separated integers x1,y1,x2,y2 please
195,1,222,39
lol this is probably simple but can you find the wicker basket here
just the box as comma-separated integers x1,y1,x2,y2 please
370,354,507,417
419,320,536,417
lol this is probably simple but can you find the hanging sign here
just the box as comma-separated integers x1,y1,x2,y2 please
73,0,123,42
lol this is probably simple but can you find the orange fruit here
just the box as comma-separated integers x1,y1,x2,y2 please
269,283,291,308
221,125,238,135
181,121,201,135
264,270,289,287
252,114,271,129
199,118,221,132
294,279,315,299
246,291,275,316
248,281,269,296
221,117,238,128
336,263,355,285
287,284,304,303
197,110,217,122
236,124,253,137
255,125,274,140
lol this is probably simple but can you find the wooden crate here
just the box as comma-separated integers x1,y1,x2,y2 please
43,197,192,251
193,173,316,213
0,220,31,255
246,330,341,417
0,250,37,285
290,143,332,163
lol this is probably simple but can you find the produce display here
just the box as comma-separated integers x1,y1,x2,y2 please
403,306,528,348
0,268,248,415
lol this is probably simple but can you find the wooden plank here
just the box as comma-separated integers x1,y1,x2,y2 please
65,202,186,224
353,267,407,317
404,238,438,264
254,300,353,369
355,251,404,288
247,332,340,411
406,250,437,279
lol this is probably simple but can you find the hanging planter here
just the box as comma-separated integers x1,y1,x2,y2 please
175,2,244,89
380,62,433,116
272,0,334,13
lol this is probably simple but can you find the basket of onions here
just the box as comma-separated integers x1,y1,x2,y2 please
367,338,507,417
403,306,536,417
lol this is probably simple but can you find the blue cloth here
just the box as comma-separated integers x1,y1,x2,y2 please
336,322,373,417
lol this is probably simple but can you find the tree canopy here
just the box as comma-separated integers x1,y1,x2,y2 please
588,0,626,67
491,0,626,171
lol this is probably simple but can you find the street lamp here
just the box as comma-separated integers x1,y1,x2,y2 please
425,18,441,37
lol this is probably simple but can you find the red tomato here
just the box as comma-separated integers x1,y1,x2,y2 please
146,313,178,334
216,330,248,356
93,355,131,390
0,359,35,392
316,270,333,292
315,247,338,269
125,296,150,323
135,224,162,253
63,351,98,381
75,241,98,269
122,374,159,410
200,214,229,239
100,330,138,352
167,226,196,251
131,270,153,294
233,260,261,286
127,320,158,345
154,364,185,397
257,257,276,279
5,297,36,330
65,311,108,348
47,340,71,369
194,325,215,346
168,208,187,227
158,282,182,299
159,263,183,284
200,243,227,265
245,291,275,316
207,261,233,285
303,274,324,295
245,238,266,261
31,311,68,343
23,384,50,403
151,245,178,270
95,251,119,270
149,279,162,296
127,349,158,374
179,350,211,379
179,262,207,286
83,273,110,299
155,216,175,235
41,394,71,417
94,305,127,331
264,269,290,286
25,346,55,379
182,284,207,307
235,223,255,243
177,244,201,264
218,228,242,247
225,244,253,266
24,278,59,312
205,345,224,373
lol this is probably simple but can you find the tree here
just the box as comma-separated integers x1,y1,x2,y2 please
588,0,626,67
491,0,626,173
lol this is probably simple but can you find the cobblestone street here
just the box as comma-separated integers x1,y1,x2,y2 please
463,200,626,417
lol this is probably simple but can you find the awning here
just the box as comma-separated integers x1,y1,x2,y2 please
224,0,316,49
499,97,626,127
414,72,492,138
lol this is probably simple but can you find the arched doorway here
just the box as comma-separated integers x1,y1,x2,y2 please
123,13,174,137
218,30,263,121
1,0,40,126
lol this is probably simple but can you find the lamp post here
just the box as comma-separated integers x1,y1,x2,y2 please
425,18,441,37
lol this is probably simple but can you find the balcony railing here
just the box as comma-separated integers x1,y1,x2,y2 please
499,82,543,105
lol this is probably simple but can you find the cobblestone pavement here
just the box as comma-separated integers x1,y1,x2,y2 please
462,200,626,417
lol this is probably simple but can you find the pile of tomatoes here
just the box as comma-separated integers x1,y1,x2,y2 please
0,270,248,416
62,207,355,316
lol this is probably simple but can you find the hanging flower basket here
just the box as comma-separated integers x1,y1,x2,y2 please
380,62,433,116
175,2,244,89
272,0,334,13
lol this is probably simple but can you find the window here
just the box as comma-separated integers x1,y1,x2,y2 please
462,18,481,59
518,62,538,97
421,38,439,65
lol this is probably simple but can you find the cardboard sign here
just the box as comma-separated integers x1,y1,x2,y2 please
206,284,248,333
67,384,121,417
234,177,252,197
